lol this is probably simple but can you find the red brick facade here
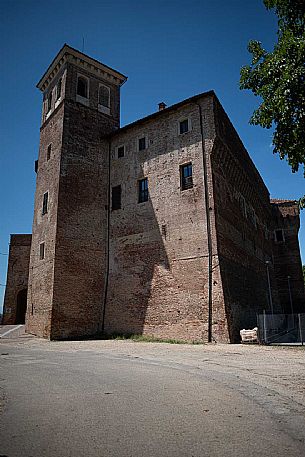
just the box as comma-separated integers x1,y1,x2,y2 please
2,45,304,342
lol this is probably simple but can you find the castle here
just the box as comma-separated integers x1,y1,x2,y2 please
2,45,305,342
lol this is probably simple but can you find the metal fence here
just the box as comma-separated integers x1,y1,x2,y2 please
257,313,305,345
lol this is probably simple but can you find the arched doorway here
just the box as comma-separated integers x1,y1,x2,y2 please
15,289,28,324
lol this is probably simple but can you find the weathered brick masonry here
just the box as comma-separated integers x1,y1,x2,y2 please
2,45,304,342
271,200,305,314
106,96,229,342
2,234,31,324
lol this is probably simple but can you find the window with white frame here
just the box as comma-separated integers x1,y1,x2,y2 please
99,85,110,108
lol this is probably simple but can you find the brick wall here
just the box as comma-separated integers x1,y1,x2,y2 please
211,97,281,342
272,200,305,313
104,95,229,342
48,62,121,339
26,56,123,339
26,94,65,338
2,234,31,324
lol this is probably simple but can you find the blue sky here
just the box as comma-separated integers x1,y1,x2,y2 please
0,0,304,310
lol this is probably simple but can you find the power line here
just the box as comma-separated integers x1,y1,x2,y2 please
0,253,8,256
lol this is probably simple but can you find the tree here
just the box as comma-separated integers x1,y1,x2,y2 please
240,0,305,182
303,265,305,285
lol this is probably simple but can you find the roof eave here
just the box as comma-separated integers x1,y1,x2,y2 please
36,44,127,91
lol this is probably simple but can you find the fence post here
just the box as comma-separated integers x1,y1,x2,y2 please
298,314,304,346
263,310,267,344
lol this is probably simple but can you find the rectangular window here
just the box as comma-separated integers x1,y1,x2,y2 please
112,185,121,210
180,163,193,190
274,229,285,243
39,242,45,260
138,178,148,203
179,119,189,134
138,137,146,151
117,145,125,158
42,192,48,215
47,144,51,161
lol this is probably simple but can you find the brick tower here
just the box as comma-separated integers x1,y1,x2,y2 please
26,45,127,339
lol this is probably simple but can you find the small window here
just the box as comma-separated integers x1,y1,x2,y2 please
247,206,257,228
42,192,48,215
56,78,62,101
180,163,193,190
179,119,189,134
117,145,125,158
99,85,110,108
274,229,285,243
264,227,269,240
47,144,51,161
138,178,148,203
77,76,88,98
138,137,146,151
47,91,52,113
112,185,121,210
39,242,45,260
239,195,247,217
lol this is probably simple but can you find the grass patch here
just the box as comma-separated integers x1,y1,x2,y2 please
97,332,203,345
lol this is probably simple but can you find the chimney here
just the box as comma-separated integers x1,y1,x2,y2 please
158,102,167,111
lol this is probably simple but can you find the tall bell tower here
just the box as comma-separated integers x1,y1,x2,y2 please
26,45,127,339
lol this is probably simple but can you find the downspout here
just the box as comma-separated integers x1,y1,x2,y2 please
100,138,111,334
195,102,213,343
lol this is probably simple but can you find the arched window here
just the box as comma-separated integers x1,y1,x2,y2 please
99,85,110,108
47,91,52,113
77,76,88,98
56,78,62,101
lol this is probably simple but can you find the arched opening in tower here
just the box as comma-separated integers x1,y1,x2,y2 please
15,289,28,324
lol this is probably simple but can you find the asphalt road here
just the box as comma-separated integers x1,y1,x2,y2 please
0,335,305,457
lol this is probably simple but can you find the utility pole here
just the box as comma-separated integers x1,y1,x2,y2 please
287,275,294,314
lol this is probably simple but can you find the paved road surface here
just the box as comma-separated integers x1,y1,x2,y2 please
0,325,26,339
0,336,304,457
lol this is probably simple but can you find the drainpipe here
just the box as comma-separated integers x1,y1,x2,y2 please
100,139,111,334
195,102,213,343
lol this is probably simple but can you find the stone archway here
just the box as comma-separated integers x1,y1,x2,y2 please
15,289,28,324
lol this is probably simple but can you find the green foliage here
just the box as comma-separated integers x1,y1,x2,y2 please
240,0,305,176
